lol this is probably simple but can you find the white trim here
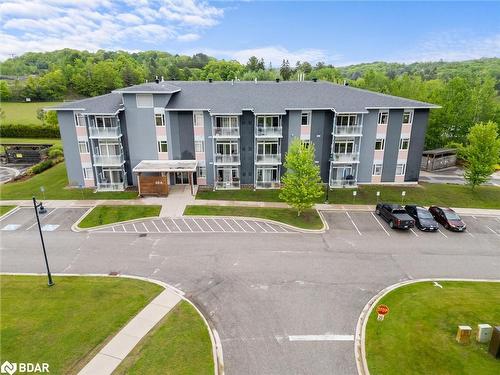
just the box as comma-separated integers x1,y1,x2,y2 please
395,162,406,176
365,105,440,109
78,141,89,154
374,138,385,151
372,163,383,176
112,89,181,94
157,140,168,153
301,111,311,126
399,137,410,150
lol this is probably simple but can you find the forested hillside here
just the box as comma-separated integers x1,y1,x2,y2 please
1,49,499,149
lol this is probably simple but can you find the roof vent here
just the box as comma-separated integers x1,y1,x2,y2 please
312,78,318,82
275,78,280,83
155,76,159,84
208,78,213,83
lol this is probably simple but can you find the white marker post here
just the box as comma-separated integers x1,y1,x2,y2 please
376,191,380,203
401,190,406,205
352,190,357,205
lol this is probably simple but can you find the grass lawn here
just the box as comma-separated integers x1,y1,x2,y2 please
78,205,162,228
197,183,500,209
0,137,62,153
366,281,500,375
114,301,214,375
0,101,62,124
0,275,162,374
184,205,323,230
0,162,137,200
0,205,16,216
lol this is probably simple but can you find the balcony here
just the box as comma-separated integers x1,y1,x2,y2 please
256,181,280,189
93,154,124,166
333,125,363,136
329,179,357,188
214,154,240,164
330,152,360,163
213,127,239,137
256,126,282,138
255,154,281,164
89,126,122,139
215,181,240,189
97,182,125,191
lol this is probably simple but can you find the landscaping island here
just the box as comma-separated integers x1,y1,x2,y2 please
78,205,162,228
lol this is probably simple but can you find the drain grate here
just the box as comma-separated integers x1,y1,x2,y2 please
139,233,147,237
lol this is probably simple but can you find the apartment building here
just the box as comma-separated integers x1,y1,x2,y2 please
50,80,438,194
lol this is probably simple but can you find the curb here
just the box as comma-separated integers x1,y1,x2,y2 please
354,278,500,375
0,205,20,221
72,211,162,232
0,272,224,375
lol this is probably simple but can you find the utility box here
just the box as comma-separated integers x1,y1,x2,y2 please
456,325,472,344
477,324,493,343
489,326,500,358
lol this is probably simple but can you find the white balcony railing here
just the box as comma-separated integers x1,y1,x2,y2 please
214,154,240,164
213,127,240,137
215,181,240,189
93,154,124,166
89,126,122,138
329,179,357,188
256,181,280,189
333,125,363,136
97,182,125,191
256,126,282,137
255,154,281,164
330,152,360,163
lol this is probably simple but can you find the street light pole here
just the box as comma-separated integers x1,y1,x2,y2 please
32,196,54,287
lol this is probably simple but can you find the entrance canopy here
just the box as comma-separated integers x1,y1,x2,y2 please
133,159,197,173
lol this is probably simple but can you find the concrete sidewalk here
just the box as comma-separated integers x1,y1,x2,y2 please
79,288,182,375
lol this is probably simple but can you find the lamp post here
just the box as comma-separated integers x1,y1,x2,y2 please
32,196,54,287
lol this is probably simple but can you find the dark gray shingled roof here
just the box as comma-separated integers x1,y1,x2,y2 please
164,81,439,114
112,81,181,93
47,93,123,114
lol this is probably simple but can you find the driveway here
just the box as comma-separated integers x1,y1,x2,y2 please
1,208,499,374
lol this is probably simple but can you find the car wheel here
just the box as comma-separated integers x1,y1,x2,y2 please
445,224,450,230
376,209,380,215
389,221,394,229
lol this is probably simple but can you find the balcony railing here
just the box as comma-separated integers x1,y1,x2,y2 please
256,126,282,137
214,154,240,164
333,125,363,136
255,154,281,164
93,154,124,166
330,152,360,163
256,181,280,189
97,182,125,191
215,181,240,189
213,127,240,137
89,126,122,138
329,179,357,188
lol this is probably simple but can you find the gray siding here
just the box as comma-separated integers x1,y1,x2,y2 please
177,112,195,160
58,111,84,186
381,109,403,182
357,110,379,183
203,111,214,185
311,110,333,182
405,109,429,181
240,111,254,185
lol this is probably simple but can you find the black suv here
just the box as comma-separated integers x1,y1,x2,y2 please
404,205,438,231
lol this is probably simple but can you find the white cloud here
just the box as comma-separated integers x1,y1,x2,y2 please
0,0,224,60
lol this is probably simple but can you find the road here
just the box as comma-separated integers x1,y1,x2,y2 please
1,208,500,374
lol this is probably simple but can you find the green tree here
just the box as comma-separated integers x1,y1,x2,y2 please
246,56,265,71
280,59,293,80
44,110,58,126
279,138,323,216
0,81,10,101
463,121,500,189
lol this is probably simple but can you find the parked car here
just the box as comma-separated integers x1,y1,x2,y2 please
404,205,439,232
428,206,467,231
375,203,415,229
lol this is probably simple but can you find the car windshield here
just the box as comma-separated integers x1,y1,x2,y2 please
444,211,461,220
417,209,433,219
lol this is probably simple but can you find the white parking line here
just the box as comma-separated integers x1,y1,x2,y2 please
25,208,58,231
253,221,268,232
151,220,161,232
142,222,149,232
191,218,204,232
171,219,182,232
112,226,116,232
466,231,474,238
121,224,126,232
288,334,354,342
211,218,226,232
202,218,215,232
182,218,193,232
0,206,21,221
486,226,500,237
232,219,247,232
410,228,419,237
132,223,138,233
345,212,362,236
243,220,256,232
264,222,278,232
223,218,237,232
438,229,448,238
370,212,390,237
160,219,171,232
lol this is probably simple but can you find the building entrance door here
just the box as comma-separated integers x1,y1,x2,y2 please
175,172,190,184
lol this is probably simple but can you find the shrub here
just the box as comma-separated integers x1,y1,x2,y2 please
48,148,63,159
0,124,60,138
29,159,54,175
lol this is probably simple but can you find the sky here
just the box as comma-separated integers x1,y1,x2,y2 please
1,0,499,66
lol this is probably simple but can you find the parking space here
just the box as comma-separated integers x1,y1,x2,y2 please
322,210,500,239
92,216,296,234
0,207,90,232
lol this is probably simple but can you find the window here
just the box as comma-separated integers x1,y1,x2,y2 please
155,113,165,127
157,140,168,153
402,111,413,125
375,138,385,150
215,116,238,127
95,116,113,127
78,141,89,154
197,166,206,178
378,111,389,125
194,112,204,127
372,163,383,176
333,141,354,154
136,94,153,108
396,163,406,176
83,167,93,179
257,116,280,127
301,111,311,126
399,138,410,150
336,114,357,126
216,141,238,155
75,113,85,127
194,139,204,152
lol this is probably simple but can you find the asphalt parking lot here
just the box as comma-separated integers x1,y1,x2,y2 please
92,216,296,234
0,207,90,232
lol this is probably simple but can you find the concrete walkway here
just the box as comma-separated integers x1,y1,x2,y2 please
79,288,182,375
